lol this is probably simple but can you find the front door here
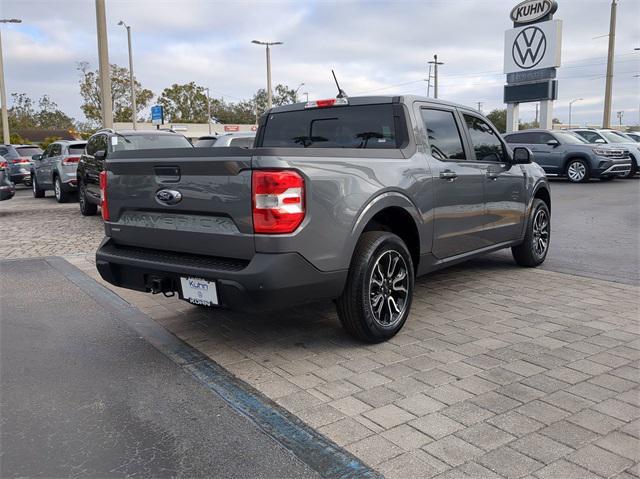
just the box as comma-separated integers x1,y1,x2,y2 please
462,113,526,245
419,106,487,259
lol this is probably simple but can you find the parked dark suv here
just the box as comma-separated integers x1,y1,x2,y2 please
504,129,631,182
95,96,551,342
77,129,193,216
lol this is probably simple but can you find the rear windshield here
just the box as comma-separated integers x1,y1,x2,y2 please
260,104,401,149
16,146,43,157
112,134,192,151
194,138,218,147
69,144,86,154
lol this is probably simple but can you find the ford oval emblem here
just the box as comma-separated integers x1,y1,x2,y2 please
155,189,182,205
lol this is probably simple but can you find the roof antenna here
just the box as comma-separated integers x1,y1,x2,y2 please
332,70,348,98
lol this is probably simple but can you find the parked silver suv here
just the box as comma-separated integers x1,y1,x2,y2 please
31,140,87,202
570,128,640,178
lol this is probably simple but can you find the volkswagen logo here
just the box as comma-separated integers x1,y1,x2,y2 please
155,189,182,206
512,26,547,69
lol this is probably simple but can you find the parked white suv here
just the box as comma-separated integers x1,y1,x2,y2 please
571,129,640,178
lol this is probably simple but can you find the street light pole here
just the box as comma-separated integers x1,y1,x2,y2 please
294,82,305,102
95,0,113,128
602,0,617,128
0,18,21,144
205,87,211,135
569,98,583,128
251,40,283,110
118,21,136,130
428,55,444,99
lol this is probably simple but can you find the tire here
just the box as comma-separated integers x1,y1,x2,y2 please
565,159,590,183
336,231,414,343
32,174,45,198
54,176,70,203
78,179,97,216
512,198,550,267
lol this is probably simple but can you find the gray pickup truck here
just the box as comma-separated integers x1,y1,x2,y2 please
96,96,550,342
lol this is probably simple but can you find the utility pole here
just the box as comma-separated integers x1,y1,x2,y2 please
205,88,211,135
251,40,283,110
428,55,444,99
95,0,113,128
426,64,432,97
0,18,21,144
535,103,539,125
603,0,617,128
118,21,136,130
616,110,624,126
477,102,483,113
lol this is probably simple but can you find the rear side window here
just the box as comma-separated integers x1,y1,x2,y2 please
505,132,536,144
260,104,401,149
420,109,465,160
68,144,86,154
463,115,505,162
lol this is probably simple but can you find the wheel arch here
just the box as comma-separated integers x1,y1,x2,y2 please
349,192,423,272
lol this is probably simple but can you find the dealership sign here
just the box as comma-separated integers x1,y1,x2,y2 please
510,0,557,24
504,19,562,74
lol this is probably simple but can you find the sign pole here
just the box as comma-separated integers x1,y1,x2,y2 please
539,100,553,129
507,103,519,133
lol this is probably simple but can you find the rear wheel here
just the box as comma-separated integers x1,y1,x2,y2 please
54,176,70,203
566,159,590,183
512,198,550,267
78,179,97,216
336,232,414,343
32,174,45,198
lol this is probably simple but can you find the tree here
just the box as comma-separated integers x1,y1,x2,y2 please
157,82,208,123
77,61,153,125
252,84,297,116
486,109,507,133
8,93,74,130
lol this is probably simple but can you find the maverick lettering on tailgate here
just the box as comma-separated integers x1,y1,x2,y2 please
119,212,239,234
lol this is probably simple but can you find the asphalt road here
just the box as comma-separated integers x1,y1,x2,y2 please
0,257,319,478
488,177,640,285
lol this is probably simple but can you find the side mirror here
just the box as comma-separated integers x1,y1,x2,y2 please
511,146,533,164
594,138,606,144
32,154,42,161
546,139,560,147
94,150,107,161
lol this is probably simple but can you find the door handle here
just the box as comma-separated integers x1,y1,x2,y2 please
486,171,500,180
439,170,458,181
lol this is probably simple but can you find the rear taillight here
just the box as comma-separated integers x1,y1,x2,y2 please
99,171,109,221
0,160,6,169
62,156,80,165
252,170,305,234
15,158,31,164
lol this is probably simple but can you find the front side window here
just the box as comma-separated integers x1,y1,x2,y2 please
464,115,504,162
260,104,401,149
50,144,62,156
574,131,604,143
554,132,587,145
420,109,465,160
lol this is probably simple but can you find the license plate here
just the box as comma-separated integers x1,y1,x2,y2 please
180,277,218,306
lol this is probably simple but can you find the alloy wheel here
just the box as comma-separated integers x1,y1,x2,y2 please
567,161,586,182
54,178,61,200
368,250,409,327
532,208,549,257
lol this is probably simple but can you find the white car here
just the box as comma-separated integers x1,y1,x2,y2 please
571,129,640,178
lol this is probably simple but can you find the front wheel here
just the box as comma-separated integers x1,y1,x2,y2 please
512,198,550,267
620,155,638,179
566,159,590,183
336,232,414,343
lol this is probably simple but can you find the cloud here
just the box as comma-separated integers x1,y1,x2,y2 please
3,0,639,125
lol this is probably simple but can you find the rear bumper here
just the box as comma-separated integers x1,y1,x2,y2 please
95,238,347,311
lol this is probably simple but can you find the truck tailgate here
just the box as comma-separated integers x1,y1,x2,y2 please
105,148,254,260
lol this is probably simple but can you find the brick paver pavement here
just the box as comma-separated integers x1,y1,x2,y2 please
3,190,639,478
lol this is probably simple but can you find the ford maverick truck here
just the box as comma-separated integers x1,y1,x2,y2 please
95,96,550,342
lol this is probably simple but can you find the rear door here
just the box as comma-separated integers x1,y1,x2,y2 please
105,148,255,260
419,105,487,258
461,113,526,245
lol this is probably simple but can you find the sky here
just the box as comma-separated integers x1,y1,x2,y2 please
3,0,639,126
